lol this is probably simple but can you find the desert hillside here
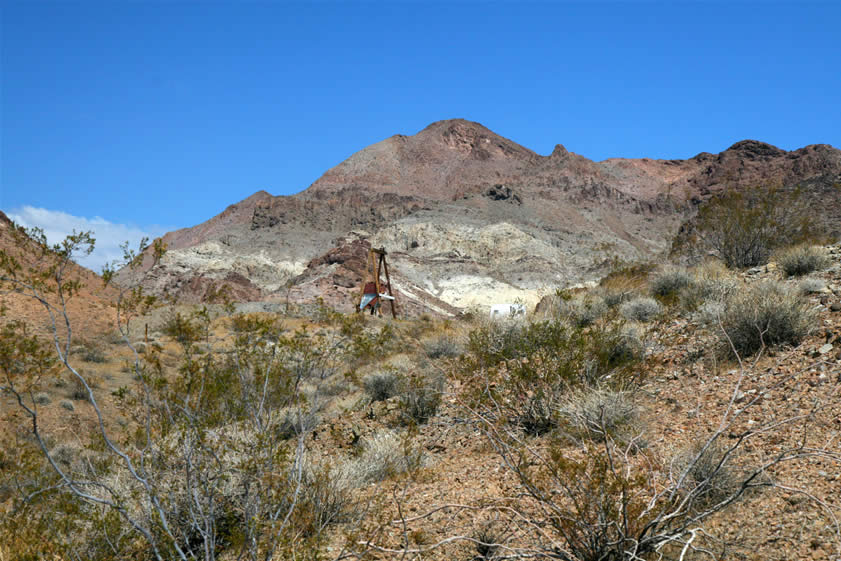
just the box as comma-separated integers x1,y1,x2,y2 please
2,210,840,560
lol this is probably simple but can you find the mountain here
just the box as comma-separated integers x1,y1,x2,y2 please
115,119,841,316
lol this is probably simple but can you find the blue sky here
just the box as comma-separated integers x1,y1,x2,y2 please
2,1,840,269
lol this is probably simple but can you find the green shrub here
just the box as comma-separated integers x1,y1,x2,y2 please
719,281,814,356
462,320,643,436
363,370,402,402
776,245,829,277
33,392,51,405
682,184,826,269
619,297,661,322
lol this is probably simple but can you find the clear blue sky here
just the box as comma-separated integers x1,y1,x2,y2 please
1,1,840,268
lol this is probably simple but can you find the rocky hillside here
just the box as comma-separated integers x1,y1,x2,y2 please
116,120,841,315
0,211,119,337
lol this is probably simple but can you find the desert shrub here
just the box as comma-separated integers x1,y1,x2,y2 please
77,342,106,363
558,296,608,327
674,440,746,508
462,320,643,436
424,335,462,359
348,431,424,484
619,297,661,322
277,407,320,440
599,262,656,291
60,399,75,411
472,523,503,561
49,444,83,470
558,386,638,442
606,327,645,365
799,277,826,295
363,370,402,402
398,374,442,425
298,461,355,533
596,286,635,309
694,299,727,327
33,392,51,405
678,260,738,315
516,395,557,436
719,281,814,356
649,268,693,300
69,377,89,401
776,244,829,277
682,184,827,269
465,320,531,365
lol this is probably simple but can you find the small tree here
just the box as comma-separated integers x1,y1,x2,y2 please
685,184,825,269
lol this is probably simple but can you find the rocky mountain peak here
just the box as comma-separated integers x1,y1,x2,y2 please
549,144,569,158
725,140,786,158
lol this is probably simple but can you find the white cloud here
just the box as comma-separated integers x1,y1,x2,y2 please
6,206,170,273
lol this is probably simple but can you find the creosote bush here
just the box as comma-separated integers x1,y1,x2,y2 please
776,244,829,277
719,281,814,356
681,184,827,269
462,319,643,435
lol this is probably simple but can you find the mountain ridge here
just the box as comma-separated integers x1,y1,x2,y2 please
115,119,841,315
